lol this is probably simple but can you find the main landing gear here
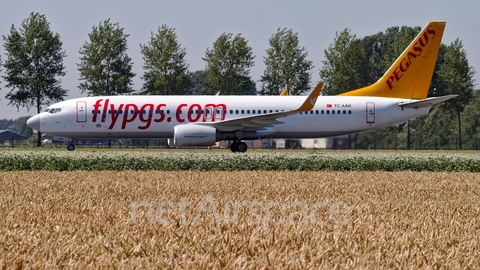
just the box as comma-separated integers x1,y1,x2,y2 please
230,141,247,153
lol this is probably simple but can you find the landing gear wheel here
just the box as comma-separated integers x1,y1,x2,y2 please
230,142,247,153
67,144,75,151
237,142,248,153
230,142,239,152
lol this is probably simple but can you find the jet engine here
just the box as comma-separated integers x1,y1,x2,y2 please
173,124,217,146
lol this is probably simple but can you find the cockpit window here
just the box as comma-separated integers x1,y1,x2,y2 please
44,108,61,114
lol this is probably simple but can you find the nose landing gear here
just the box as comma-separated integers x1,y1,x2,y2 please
67,143,75,151
230,141,247,153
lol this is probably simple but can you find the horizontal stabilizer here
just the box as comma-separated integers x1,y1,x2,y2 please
398,95,457,108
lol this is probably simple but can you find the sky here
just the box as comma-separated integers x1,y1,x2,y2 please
1,0,479,119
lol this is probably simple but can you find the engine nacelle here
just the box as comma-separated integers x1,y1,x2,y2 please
173,124,217,146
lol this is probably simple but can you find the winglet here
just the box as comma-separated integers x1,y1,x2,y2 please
295,82,323,112
280,89,288,96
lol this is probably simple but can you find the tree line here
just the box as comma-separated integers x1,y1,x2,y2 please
1,12,478,149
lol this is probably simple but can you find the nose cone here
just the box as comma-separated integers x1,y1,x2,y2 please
27,115,41,131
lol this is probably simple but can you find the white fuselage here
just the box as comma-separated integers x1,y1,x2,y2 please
30,95,430,140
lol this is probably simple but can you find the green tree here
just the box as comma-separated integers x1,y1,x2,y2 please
78,19,135,96
259,28,313,95
0,119,14,130
203,33,255,95
435,39,476,150
319,29,372,95
2,12,67,146
0,55,2,91
140,25,191,95
188,70,207,95
461,90,480,149
8,116,33,138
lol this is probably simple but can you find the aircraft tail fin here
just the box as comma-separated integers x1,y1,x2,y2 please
338,21,446,99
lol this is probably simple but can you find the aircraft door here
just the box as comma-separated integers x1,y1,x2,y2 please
366,102,375,123
76,101,87,122
204,107,213,121
215,107,224,121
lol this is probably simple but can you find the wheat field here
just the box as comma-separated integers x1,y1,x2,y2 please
1,171,479,268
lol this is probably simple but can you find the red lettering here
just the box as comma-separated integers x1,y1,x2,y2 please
413,42,422,55
93,101,228,128
92,99,103,122
138,104,154,130
108,104,124,129
176,104,187,123
215,104,227,121
203,104,227,122
399,58,409,73
188,104,202,122
122,104,138,129
386,76,395,90
418,31,429,47
386,26,437,91
101,99,109,122
154,104,167,123
407,52,418,66
393,66,402,82
426,25,436,39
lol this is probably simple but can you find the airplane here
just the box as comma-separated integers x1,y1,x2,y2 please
27,21,455,152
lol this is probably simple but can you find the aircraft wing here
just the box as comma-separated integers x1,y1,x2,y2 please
398,95,457,108
197,82,323,132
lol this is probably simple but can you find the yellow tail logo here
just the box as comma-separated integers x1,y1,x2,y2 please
339,21,446,99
